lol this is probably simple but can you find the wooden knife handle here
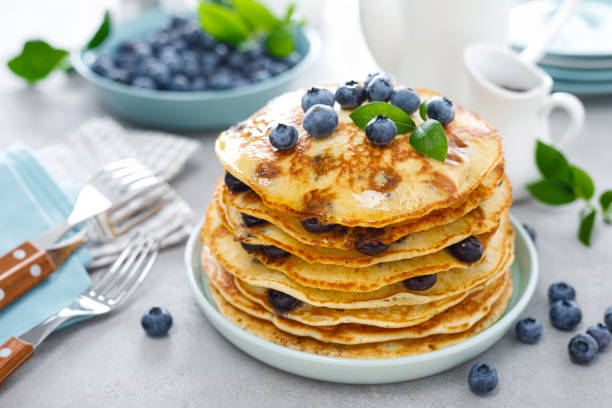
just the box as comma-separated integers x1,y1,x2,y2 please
0,241,56,310
0,337,34,385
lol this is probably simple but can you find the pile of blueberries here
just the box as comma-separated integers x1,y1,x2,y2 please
267,72,456,151
90,15,301,91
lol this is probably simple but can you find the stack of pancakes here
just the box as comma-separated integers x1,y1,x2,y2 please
201,87,514,359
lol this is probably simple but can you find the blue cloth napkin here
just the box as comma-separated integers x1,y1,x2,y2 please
0,144,92,344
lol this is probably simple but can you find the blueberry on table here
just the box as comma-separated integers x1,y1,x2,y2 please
267,289,300,312
403,274,437,291
366,75,394,102
241,213,267,227
522,223,537,243
224,172,251,193
605,306,612,330
301,87,335,112
131,76,156,89
586,324,611,350
550,299,582,330
240,242,264,253
448,236,483,263
426,96,455,125
365,115,397,146
301,218,336,233
468,362,498,395
335,80,366,109
269,123,299,151
303,104,338,138
548,282,576,303
141,306,173,336
390,87,420,114
263,245,291,258
515,317,543,343
568,333,598,364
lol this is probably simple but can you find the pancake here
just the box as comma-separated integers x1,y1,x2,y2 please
208,276,513,358
226,163,505,250
200,219,514,308
215,87,503,227
203,203,510,292
208,264,509,344
220,177,511,266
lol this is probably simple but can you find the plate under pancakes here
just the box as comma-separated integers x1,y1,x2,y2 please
215,87,504,227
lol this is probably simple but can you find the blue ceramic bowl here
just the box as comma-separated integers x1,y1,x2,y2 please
71,10,320,131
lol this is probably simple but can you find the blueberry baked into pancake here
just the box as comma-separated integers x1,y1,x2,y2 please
200,73,514,358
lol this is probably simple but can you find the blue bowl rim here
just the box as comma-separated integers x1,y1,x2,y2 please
71,20,320,101
184,213,539,366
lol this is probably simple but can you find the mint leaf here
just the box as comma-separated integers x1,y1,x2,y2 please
578,209,596,246
419,101,427,121
569,164,594,200
284,3,296,23
350,102,416,134
265,26,294,58
410,119,448,162
600,190,612,212
7,40,69,84
87,10,111,49
526,179,575,205
199,3,250,44
234,0,281,32
535,140,571,185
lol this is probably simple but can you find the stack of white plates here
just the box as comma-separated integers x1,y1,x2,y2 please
509,0,612,94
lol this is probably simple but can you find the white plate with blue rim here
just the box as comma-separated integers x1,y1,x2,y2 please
184,215,538,384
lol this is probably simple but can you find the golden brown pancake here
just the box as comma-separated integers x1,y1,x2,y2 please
215,87,503,227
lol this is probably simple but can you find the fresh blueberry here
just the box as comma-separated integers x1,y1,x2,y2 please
548,282,576,303
303,104,338,138
169,15,189,29
131,76,156,89
182,57,200,79
200,52,221,75
301,218,336,233
522,223,537,243
263,245,291,258
168,74,190,91
335,80,366,109
267,289,300,312
214,43,231,59
426,96,455,125
468,362,498,395
568,333,598,364
364,72,383,87
355,240,390,256
301,87,335,112
268,123,299,151
208,69,233,90
224,172,251,193
283,52,301,67
240,242,264,253
366,74,394,102
605,306,612,330
241,213,266,227
191,77,208,91
515,317,543,343
403,274,437,291
245,45,265,61
586,324,611,350
119,40,152,60
365,115,397,146
267,61,288,76
243,59,268,77
550,299,582,330
249,70,272,83
107,68,130,84
159,50,183,74
91,55,114,77
227,51,249,68
141,306,173,336
390,87,421,114
448,236,483,263
142,61,171,89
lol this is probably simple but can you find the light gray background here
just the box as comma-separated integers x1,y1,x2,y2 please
1,1,611,406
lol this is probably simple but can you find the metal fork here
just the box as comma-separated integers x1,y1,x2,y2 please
0,235,160,385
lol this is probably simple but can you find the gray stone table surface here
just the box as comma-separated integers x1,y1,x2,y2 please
1,1,611,407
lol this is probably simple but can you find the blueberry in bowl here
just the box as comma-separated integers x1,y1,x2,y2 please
72,10,319,130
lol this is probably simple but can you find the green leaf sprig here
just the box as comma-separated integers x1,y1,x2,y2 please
8,11,112,84
527,140,612,246
349,101,448,162
198,0,302,58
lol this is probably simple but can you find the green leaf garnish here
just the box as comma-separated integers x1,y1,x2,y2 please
284,3,296,23
198,2,251,44
578,209,596,246
419,101,428,121
410,119,448,162
526,179,576,205
535,140,571,185
7,40,69,84
350,102,416,134
265,26,295,58
600,190,612,212
569,164,594,200
86,10,111,49
234,0,282,32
